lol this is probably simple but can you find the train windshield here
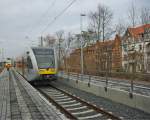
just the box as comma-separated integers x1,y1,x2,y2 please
32,48,55,68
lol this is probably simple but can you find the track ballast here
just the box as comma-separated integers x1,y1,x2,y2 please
36,85,122,120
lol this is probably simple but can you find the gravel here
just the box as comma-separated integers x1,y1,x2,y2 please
51,80,150,120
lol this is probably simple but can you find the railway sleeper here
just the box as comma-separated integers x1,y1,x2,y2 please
67,106,87,111
55,98,72,102
44,89,61,93
58,100,76,105
63,102,81,108
50,93,65,97
78,113,102,120
53,95,68,99
72,109,94,115
37,86,122,120
75,110,99,117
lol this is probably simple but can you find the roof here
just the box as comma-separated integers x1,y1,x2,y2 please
128,24,150,38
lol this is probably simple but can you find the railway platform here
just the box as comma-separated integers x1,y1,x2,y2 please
0,68,67,120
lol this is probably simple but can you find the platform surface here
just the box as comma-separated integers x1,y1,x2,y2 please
0,69,66,120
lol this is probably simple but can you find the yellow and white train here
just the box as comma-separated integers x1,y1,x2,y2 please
22,47,57,83
5,58,12,69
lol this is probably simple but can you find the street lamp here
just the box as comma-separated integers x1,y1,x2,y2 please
80,13,86,75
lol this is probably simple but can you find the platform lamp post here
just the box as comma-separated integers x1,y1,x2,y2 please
80,14,86,78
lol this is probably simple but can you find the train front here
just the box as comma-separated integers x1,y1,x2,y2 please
32,48,57,81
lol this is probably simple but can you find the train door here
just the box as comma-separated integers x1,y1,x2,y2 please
27,56,33,73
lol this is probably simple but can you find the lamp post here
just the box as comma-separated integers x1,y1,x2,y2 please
1,48,4,62
0,41,4,62
141,33,145,73
80,14,86,75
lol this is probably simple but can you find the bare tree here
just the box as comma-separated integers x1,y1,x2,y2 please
89,4,113,41
64,32,74,71
115,19,127,36
140,7,150,25
89,11,101,40
128,2,137,27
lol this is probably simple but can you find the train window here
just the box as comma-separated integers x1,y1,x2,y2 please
35,55,55,68
27,56,33,69
32,48,55,68
32,48,54,55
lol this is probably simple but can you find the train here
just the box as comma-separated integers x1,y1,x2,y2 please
5,58,13,70
17,47,57,84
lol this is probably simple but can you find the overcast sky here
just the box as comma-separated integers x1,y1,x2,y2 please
0,0,149,59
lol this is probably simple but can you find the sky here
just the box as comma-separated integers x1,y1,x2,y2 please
0,0,149,59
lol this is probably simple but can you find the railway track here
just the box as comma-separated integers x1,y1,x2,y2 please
36,85,122,120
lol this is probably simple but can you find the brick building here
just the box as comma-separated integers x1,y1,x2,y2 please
63,34,122,74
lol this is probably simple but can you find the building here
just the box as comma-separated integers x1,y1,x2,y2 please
144,26,150,73
122,24,150,73
63,34,122,74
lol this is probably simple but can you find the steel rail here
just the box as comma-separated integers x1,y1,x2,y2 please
37,87,77,119
51,85,122,120
37,85,122,120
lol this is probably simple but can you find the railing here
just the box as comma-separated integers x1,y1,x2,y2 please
58,71,150,98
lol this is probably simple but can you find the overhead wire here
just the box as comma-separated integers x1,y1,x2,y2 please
40,0,77,35
35,0,56,28
27,0,56,37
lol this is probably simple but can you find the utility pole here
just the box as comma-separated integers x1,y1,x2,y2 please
142,33,145,73
58,38,61,69
105,47,108,91
80,14,86,75
0,48,2,62
41,36,43,47
2,48,4,62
